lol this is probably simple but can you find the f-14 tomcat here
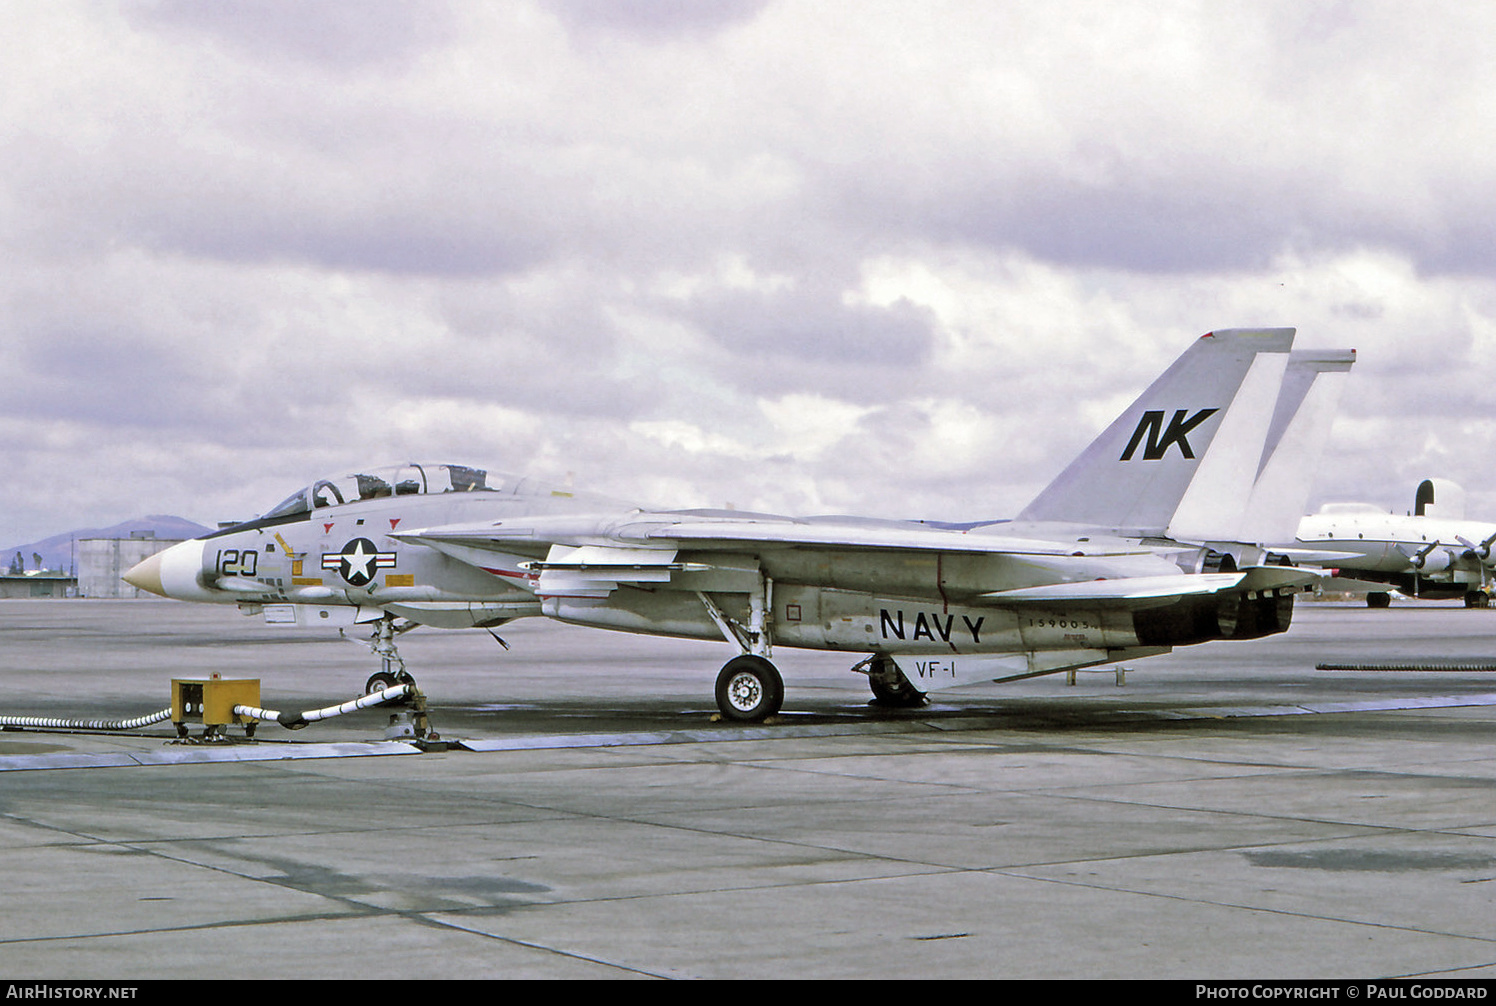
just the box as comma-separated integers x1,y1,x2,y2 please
125,328,1351,721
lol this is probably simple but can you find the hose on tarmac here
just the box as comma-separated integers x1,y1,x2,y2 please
0,708,174,730
0,685,415,733
235,683,413,729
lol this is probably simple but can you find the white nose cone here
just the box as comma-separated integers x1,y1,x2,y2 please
123,551,166,596
122,539,211,601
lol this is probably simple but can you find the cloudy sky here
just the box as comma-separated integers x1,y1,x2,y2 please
4,0,1494,546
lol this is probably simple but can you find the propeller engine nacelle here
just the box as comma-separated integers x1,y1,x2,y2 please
1458,533,1496,564
1403,540,1456,573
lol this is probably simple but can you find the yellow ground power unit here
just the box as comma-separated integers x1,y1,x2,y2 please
171,677,261,739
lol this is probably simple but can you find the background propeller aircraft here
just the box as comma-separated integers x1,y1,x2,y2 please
1298,479,1496,608
126,328,1349,721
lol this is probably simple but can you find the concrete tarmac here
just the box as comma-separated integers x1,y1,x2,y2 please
1,598,1495,979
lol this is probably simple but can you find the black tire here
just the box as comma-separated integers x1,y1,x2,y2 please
714,655,784,722
1366,592,1392,609
365,671,402,695
867,658,928,707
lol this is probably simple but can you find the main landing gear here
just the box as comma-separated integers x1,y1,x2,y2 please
714,655,784,722
861,655,928,708
710,653,932,721
696,581,919,722
699,583,787,723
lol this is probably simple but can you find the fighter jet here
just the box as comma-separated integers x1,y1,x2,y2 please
1297,479,1496,608
126,328,1340,721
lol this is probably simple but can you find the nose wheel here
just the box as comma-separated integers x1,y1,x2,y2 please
715,655,783,722
365,669,415,695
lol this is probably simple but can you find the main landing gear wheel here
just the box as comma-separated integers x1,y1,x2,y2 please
1465,590,1491,609
714,655,784,722
866,656,928,708
1366,592,1392,609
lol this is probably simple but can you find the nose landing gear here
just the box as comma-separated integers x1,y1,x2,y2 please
356,614,419,695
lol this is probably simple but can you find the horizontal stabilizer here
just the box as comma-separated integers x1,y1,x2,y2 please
1314,575,1399,595
1235,565,1320,593
1268,547,1362,563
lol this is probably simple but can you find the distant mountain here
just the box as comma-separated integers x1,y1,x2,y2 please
3,515,211,574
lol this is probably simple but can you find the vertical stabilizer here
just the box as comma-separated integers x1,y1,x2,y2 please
1017,328,1295,536
1415,478,1466,520
1228,349,1356,546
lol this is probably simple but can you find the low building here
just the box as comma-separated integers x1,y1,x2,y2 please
0,570,76,598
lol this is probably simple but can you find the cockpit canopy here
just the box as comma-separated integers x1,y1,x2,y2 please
262,463,509,519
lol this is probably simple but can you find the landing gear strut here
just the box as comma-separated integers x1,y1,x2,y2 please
699,576,785,722
360,614,418,694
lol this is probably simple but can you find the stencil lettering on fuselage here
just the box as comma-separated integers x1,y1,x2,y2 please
879,609,985,644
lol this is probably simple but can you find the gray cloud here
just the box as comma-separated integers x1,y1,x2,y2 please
128,0,460,68
544,0,771,40
682,285,935,365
